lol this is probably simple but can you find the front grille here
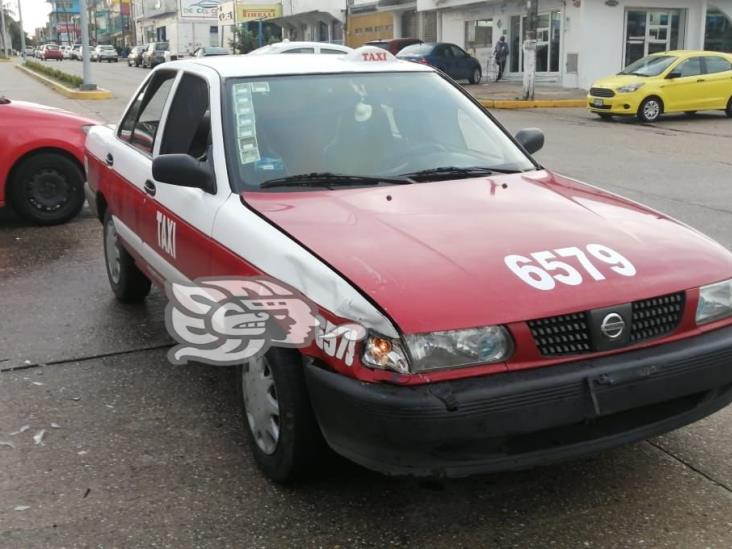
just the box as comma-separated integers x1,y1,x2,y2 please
528,292,685,357
528,312,592,356
630,293,685,343
590,87,615,98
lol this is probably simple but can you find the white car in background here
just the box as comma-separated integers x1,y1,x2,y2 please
62,45,73,59
91,45,118,62
249,40,352,55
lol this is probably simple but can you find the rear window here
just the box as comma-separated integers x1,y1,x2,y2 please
47,45,59,50
155,43,169,51
398,44,434,56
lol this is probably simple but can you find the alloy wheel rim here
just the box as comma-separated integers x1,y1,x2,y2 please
105,219,122,284
644,101,660,120
241,357,280,455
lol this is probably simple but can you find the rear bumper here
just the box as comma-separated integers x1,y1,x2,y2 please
305,326,732,477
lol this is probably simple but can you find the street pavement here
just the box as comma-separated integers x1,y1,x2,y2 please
1,60,732,548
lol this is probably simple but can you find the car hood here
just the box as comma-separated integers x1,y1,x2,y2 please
5,100,98,125
591,74,652,90
242,171,732,334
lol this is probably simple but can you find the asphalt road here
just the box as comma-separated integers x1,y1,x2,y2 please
1,61,732,548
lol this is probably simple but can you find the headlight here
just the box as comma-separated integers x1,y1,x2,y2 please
696,279,732,325
404,326,512,372
617,83,645,93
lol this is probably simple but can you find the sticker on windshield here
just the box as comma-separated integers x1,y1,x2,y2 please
232,83,261,165
251,81,270,94
504,244,637,291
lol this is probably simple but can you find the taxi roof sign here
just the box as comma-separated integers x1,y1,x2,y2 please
344,46,398,64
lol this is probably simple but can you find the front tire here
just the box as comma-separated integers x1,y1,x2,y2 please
103,212,152,302
238,349,326,483
469,67,481,84
726,97,732,118
637,97,662,123
8,152,85,225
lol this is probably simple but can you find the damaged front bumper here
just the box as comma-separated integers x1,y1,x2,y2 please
304,326,732,477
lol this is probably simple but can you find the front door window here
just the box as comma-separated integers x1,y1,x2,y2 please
624,9,685,66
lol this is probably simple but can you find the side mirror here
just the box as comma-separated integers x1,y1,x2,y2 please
666,71,681,79
515,128,545,155
152,154,215,193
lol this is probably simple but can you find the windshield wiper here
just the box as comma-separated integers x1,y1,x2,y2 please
259,172,412,189
399,166,523,181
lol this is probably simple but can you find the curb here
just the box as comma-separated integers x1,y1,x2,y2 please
16,64,112,100
479,98,586,109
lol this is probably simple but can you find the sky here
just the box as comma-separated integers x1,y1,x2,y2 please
15,0,52,34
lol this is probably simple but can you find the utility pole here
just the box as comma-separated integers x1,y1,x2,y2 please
16,0,24,57
522,0,538,100
1,1,8,56
79,0,96,89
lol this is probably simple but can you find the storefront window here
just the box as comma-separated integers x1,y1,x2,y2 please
465,19,493,50
624,9,684,66
509,11,561,74
705,8,732,52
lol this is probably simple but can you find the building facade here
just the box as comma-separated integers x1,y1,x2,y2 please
348,0,732,89
133,0,220,53
45,0,80,44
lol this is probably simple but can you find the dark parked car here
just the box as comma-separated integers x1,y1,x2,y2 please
192,46,231,57
142,42,176,68
364,37,422,55
127,45,146,67
398,42,482,84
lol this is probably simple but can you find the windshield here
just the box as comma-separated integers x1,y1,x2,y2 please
223,72,535,191
398,44,434,57
620,55,677,76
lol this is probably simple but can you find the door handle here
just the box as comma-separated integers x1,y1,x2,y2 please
144,179,156,197
697,78,705,83
105,153,114,166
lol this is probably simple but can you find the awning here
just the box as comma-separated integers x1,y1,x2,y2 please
266,10,342,30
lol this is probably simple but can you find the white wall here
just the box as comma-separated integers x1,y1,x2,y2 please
284,0,345,20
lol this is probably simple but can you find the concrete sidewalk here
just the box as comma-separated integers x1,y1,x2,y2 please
464,80,587,108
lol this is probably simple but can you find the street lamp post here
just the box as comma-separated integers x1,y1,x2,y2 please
79,0,96,89
1,1,9,56
16,0,25,58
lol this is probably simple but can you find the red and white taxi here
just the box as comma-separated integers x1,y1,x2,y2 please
85,48,732,481
1,97,94,224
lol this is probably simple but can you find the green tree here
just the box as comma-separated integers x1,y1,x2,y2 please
229,28,259,54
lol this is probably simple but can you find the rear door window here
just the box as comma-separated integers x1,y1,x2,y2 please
704,56,732,74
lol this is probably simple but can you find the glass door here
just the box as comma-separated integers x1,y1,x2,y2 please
509,11,561,74
624,9,684,66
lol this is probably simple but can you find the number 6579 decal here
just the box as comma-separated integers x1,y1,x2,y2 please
504,244,636,291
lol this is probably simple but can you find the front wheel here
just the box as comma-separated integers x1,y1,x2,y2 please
103,212,152,302
597,113,613,121
469,67,482,84
238,349,327,483
637,97,662,123
8,152,85,225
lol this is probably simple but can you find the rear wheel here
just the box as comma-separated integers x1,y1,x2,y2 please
103,212,152,302
8,152,85,225
637,97,662,123
238,348,327,483
726,98,732,118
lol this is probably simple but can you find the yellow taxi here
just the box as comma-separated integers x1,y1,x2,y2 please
588,50,732,122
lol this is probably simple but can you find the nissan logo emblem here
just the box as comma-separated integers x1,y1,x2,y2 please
600,313,625,339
